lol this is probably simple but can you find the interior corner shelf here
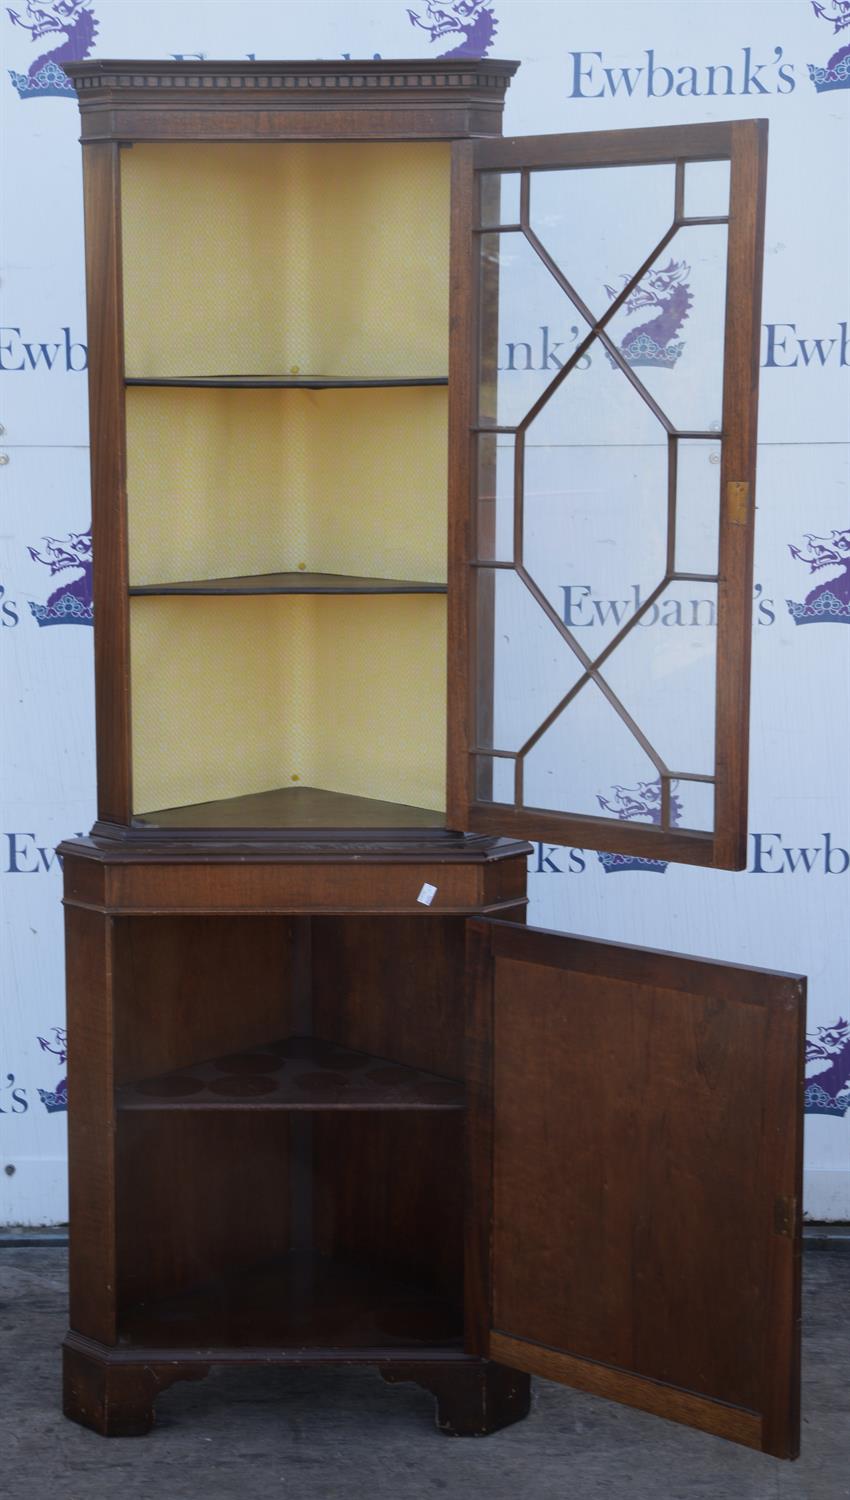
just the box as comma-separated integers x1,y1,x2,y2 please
124,376,449,389
130,786,447,832
128,572,447,596
117,1036,466,1113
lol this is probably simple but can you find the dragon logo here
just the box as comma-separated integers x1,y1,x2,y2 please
808,0,850,92
36,1027,67,1114
605,260,693,369
407,0,497,59
595,778,682,874
786,528,850,625
806,1017,850,1116
7,0,98,100
28,526,93,626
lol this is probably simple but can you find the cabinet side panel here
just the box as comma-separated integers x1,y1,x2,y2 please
65,906,118,1344
111,916,299,1085
82,142,131,824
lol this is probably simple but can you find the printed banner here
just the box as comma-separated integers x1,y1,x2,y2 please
0,0,847,1224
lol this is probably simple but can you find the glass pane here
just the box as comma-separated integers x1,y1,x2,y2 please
476,434,515,562
476,568,584,754
675,439,721,575
684,161,730,219
523,679,660,817
604,225,728,433
474,754,515,804
529,165,675,319
600,581,718,777
597,774,666,828
480,171,521,227
471,150,744,840
521,355,668,649
676,778,715,833
478,231,591,429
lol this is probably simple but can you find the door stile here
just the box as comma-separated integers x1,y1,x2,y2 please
446,140,476,830
758,982,805,1460
713,119,768,868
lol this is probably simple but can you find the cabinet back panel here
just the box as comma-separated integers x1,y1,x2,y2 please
117,1113,292,1311
129,594,446,814
112,916,300,1086
126,386,447,585
121,142,450,378
313,1113,464,1304
311,916,465,1079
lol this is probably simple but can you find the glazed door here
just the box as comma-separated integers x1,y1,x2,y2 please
465,918,804,1459
447,123,767,868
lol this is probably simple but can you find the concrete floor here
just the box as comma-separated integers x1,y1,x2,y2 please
1,1247,847,1500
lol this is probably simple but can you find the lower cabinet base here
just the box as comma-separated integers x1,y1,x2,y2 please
62,1333,532,1438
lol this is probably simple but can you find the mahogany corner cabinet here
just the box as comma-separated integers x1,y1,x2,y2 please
60,59,805,1458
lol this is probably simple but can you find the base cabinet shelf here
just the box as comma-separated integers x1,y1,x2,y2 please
117,1035,466,1112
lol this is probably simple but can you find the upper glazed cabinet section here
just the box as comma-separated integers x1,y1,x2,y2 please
450,122,767,870
69,60,518,836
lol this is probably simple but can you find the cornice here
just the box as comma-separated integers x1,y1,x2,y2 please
66,57,520,100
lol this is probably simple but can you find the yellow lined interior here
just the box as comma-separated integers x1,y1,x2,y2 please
130,596,447,815
126,386,448,584
123,140,451,820
121,142,450,378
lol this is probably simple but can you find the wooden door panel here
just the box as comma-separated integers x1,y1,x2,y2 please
466,919,804,1457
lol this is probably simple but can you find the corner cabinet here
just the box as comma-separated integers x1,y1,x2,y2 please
60,60,804,1460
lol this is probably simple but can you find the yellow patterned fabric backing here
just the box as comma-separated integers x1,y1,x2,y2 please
130,595,447,815
126,386,447,585
121,142,450,378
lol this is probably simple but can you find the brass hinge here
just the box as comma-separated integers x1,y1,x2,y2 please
774,1196,796,1237
727,481,750,527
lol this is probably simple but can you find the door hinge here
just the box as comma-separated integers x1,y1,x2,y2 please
774,1196,796,1237
727,481,750,527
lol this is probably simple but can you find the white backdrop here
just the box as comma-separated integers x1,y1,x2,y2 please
0,0,848,1225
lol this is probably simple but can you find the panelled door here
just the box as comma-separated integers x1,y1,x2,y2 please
465,918,805,1459
448,122,767,869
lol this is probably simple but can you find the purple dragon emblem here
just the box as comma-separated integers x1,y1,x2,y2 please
595,778,682,874
808,0,850,92
37,1027,67,1114
605,260,693,369
806,1017,850,1115
407,0,497,58
7,0,98,99
786,528,850,625
28,526,93,626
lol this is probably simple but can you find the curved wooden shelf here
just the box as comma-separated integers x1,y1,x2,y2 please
129,572,447,596
117,1036,465,1113
125,376,448,389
